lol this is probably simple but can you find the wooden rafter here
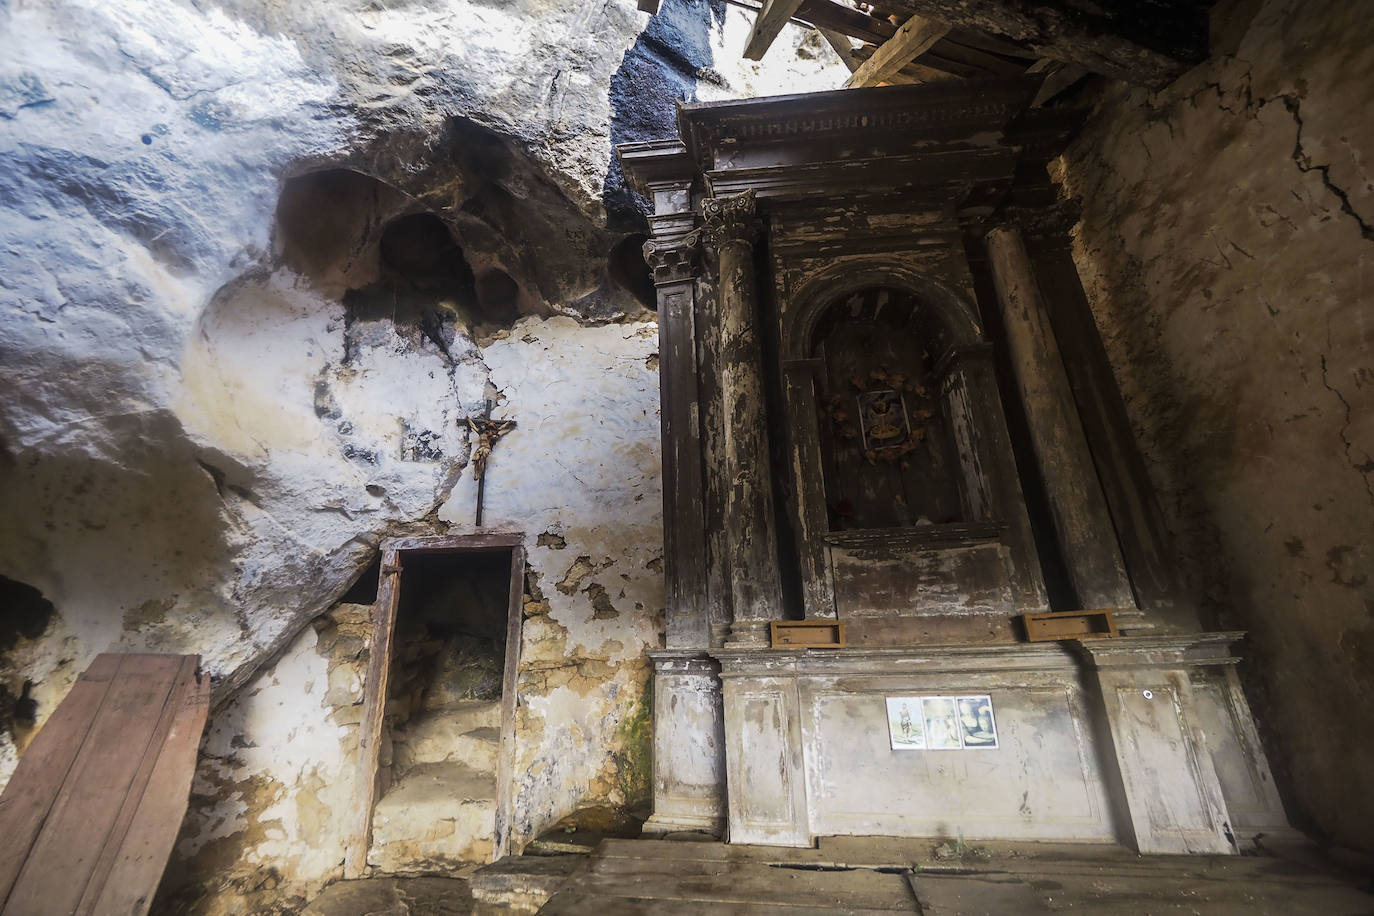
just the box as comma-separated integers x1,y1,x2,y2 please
1029,58,1089,106
817,27,863,73
648,0,1197,88
743,0,807,60
796,0,896,46
927,37,1028,77
861,0,1203,86
849,41,961,83
844,13,951,88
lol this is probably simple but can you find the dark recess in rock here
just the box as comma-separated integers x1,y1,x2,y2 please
340,552,381,605
0,575,55,651
276,168,401,282
609,233,656,309
380,213,473,285
475,267,521,325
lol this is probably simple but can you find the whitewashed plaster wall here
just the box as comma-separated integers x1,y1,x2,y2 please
163,315,663,910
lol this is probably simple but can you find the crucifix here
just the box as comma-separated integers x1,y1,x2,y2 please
465,400,516,526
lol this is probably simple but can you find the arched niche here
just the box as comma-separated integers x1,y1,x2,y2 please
807,285,967,530
779,262,1045,624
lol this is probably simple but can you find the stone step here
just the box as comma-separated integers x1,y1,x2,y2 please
470,854,585,915
369,761,498,875
395,713,500,770
426,698,501,730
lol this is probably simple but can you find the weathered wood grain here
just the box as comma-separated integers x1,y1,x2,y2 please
0,653,120,905
5,655,185,915
845,14,951,88
743,0,806,60
83,663,210,915
495,544,525,860
345,547,401,879
1,654,207,916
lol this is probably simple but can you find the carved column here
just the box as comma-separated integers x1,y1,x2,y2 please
645,230,709,649
985,225,1136,610
1021,215,1190,628
703,190,785,646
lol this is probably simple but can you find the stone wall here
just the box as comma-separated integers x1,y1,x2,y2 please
1056,0,1373,851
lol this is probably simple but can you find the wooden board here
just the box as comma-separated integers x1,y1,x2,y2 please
911,873,1051,914
345,547,401,879
539,893,904,916
0,653,210,916
770,620,846,648
550,857,916,911
1021,609,1119,641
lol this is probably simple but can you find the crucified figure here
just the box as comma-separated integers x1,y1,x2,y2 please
466,410,515,526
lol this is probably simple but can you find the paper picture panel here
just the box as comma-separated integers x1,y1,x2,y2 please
921,696,963,750
886,696,926,749
956,694,998,749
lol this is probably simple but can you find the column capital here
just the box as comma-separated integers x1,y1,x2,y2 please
702,189,760,247
992,199,1082,248
643,230,702,285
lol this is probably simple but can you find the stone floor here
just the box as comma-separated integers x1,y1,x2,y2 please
301,876,473,915
303,836,1374,915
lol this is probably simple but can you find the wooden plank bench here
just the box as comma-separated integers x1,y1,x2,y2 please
0,653,211,915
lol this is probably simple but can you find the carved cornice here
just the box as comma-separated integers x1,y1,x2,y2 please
993,199,1083,247
701,189,760,248
643,230,702,285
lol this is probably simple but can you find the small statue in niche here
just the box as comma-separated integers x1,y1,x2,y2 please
825,366,936,465
858,389,908,449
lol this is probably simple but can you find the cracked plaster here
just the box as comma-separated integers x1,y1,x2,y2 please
1056,0,1373,850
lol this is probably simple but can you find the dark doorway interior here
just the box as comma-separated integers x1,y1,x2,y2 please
366,547,516,874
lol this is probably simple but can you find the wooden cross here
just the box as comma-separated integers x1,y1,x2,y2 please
465,400,515,526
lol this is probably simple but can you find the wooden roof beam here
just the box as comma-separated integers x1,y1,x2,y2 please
743,0,807,60
875,0,1204,87
849,41,963,83
817,27,863,73
1029,58,1089,106
795,0,895,46
844,13,951,88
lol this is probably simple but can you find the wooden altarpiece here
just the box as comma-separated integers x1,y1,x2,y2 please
620,78,1292,853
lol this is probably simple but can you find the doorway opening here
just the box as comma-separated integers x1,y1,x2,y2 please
346,534,525,878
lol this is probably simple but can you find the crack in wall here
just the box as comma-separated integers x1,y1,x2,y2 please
1280,96,1374,242
1319,353,1374,508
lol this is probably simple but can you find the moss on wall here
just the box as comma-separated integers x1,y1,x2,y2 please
612,676,653,810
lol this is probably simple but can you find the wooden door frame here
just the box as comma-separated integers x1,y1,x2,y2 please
343,532,526,878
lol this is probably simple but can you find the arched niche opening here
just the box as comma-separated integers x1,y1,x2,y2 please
809,286,965,531
780,268,1045,621
275,168,412,296
379,212,474,289
474,266,521,325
